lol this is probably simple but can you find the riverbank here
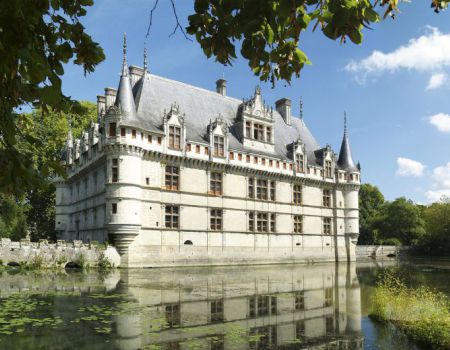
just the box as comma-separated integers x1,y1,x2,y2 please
370,271,450,350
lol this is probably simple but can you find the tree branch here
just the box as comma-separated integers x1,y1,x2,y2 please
145,0,159,38
168,0,192,41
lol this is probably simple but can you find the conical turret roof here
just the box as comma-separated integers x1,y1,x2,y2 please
115,33,137,120
337,114,358,172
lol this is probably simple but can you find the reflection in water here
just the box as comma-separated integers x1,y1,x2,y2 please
0,264,363,350
113,263,363,350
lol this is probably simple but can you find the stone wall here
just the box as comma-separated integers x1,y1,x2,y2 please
356,245,410,259
0,238,120,268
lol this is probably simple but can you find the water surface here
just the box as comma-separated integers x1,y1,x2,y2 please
0,260,447,350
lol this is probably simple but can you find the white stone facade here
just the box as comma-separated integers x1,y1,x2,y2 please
55,44,360,268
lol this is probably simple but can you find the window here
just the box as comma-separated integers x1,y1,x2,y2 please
165,304,180,328
132,129,136,139
145,177,149,185
294,215,302,234
109,123,116,137
296,154,304,173
193,144,199,153
276,161,280,168
157,136,162,145
254,156,258,164
205,146,209,155
210,300,224,323
169,126,181,149
262,158,265,166
256,179,268,200
141,132,144,140
210,209,222,230
186,143,191,152
229,151,234,160
295,291,305,310
246,155,250,163
323,189,332,207
148,135,152,143
248,212,254,232
112,203,117,214
253,123,264,141
293,184,302,204
213,135,225,157
248,178,255,198
249,296,277,317
325,160,332,178
323,217,332,235
238,153,242,161
269,181,276,201
270,213,276,233
165,206,179,228
283,162,287,169
269,160,273,167
111,158,118,182
257,212,268,232
246,121,251,138
326,316,334,334
120,127,126,137
324,287,333,307
296,320,305,339
210,172,223,195
165,166,179,190
266,127,272,142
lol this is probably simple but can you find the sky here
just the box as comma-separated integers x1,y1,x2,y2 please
61,1,450,204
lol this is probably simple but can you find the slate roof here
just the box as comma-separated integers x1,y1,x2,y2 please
122,70,323,164
337,130,358,172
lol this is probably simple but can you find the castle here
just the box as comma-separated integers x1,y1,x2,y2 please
54,37,360,268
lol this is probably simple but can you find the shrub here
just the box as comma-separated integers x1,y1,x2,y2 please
96,252,113,270
381,238,402,246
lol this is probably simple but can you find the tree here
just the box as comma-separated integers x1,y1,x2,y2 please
0,195,28,240
358,183,384,244
420,199,450,255
373,197,426,245
0,0,104,197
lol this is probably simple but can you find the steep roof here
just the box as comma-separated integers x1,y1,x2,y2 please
130,72,321,163
337,128,358,172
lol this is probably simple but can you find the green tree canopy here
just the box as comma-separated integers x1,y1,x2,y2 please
373,197,426,245
420,199,450,255
358,183,384,244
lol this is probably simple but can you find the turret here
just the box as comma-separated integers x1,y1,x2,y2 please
337,113,358,173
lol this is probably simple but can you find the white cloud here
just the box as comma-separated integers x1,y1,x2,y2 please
345,27,450,83
426,73,447,90
425,189,450,202
424,162,450,202
429,113,450,133
396,157,425,177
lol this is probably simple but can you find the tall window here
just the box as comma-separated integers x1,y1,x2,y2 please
210,172,223,195
111,159,118,182
257,213,268,232
165,166,179,190
165,206,179,228
111,203,117,214
132,129,136,139
248,212,254,232
294,215,303,234
295,291,305,310
270,213,276,233
248,178,255,198
109,123,116,137
293,184,302,204
246,121,251,138
210,209,222,230
213,135,225,157
296,154,304,173
169,126,181,149
324,287,333,307
253,123,264,141
269,181,276,201
120,127,126,137
266,126,272,142
325,160,332,178
165,304,180,328
323,217,332,234
256,179,268,200
323,189,332,207
210,300,224,323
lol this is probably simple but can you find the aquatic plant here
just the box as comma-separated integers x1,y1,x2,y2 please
370,270,450,350
96,252,113,270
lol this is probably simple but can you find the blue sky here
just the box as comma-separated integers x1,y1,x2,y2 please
62,1,450,203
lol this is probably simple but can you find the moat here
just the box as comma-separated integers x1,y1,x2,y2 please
0,260,448,350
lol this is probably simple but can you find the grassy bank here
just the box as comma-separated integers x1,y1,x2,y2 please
370,271,450,350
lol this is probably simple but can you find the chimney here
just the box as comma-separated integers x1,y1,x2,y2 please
104,87,117,108
216,79,227,96
275,98,292,125
129,65,144,87
97,95,106,122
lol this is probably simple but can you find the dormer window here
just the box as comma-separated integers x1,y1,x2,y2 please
169,126,181,149
246,121,251,138
296,154,305,173
325,160,332,178
109,123,116,137
213,135,224,157
266,127,272,142
254,123,264,141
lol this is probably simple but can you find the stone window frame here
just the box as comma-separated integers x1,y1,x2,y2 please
294,215,303,234
210,172,223,196
111,158,119,183
269,180,276,201
296,154,305,173
323,217,332,235
293,184,302,204
325,160,333,178
253,123,264,141
294,291,305,310
165,165,180,191
213,135,225,157
168,125,181,150
165,205,179,229
209,299,224,323
322,189,332,207
210,208,223,231
109,122,116,137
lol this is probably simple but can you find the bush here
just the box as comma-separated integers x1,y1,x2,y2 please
381,238,402,246
370,271,450,350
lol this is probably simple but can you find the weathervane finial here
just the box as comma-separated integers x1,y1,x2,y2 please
143,42,148,72
121,33,128,75
344,111,347,134
300,97,304,120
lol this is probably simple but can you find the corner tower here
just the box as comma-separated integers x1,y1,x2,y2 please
338,114,360,262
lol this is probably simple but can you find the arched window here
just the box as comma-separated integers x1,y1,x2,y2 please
184,240,193,245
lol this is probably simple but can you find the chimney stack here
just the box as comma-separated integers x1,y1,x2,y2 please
275,98,292,125
129,65,144,87
97,95,106,122
104,87,117,109
216,79,227,96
